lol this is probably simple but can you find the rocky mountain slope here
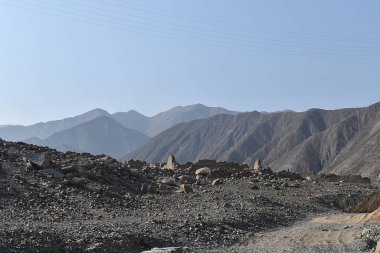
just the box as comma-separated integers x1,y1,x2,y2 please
26,116,149,159
126,102,380,179
112,104,238,137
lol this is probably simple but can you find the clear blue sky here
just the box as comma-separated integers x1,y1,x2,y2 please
0,0,379,125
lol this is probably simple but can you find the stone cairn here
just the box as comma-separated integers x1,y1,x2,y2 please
252,158,262,173
165,154,176,170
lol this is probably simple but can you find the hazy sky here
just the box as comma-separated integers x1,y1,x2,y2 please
0,0,379,125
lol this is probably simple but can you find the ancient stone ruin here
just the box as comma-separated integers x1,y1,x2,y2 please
165,154,176,169
252,158,262,173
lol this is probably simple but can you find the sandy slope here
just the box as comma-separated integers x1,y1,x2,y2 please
222,209,380,253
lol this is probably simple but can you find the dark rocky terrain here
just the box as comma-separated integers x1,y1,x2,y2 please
0,139,377,252
127,102,380,180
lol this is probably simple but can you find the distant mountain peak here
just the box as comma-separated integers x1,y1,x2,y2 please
84,108,110,116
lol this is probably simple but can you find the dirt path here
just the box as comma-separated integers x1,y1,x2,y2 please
215,210,380,253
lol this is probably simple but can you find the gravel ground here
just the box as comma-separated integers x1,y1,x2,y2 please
0,139,377,252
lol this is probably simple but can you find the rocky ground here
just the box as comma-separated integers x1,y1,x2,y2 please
0,139,378,252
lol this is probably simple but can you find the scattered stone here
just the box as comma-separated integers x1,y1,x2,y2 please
179,184,193,193
142,247,184,253
0,139,375,253
157,177,176,186
212,179,223,186
23,152,52,169
362,228,372,238
195,167,211,176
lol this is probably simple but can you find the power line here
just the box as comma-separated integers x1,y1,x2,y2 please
44,0,380,52
97,0,380,43
1,0,379,59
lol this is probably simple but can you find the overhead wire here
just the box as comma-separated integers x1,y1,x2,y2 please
1,0,379,59
40,0,380,52
97,0,380,43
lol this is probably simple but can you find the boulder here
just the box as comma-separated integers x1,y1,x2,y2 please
212,179,223,186
23,152,52,169
142,247,184,253
179,184,193,193
195,167,211,176
157,177,176,186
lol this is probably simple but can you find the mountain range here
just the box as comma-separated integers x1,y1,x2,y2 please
1,102,379,180
126,102,380,179
0,104,237,159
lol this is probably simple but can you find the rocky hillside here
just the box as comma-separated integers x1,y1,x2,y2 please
126,102,380,179
112,104,238,137
0,139,375,252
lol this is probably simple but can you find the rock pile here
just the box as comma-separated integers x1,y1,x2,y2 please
0,139,376,253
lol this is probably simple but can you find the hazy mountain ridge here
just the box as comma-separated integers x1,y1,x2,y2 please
144,104,239,137
26,116,150,159
0,104,237,140
0,104,236,159
0,108,110,141
111,104,238,137
126,102,380,179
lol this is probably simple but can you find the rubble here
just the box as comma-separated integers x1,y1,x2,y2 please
0,139,376,252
